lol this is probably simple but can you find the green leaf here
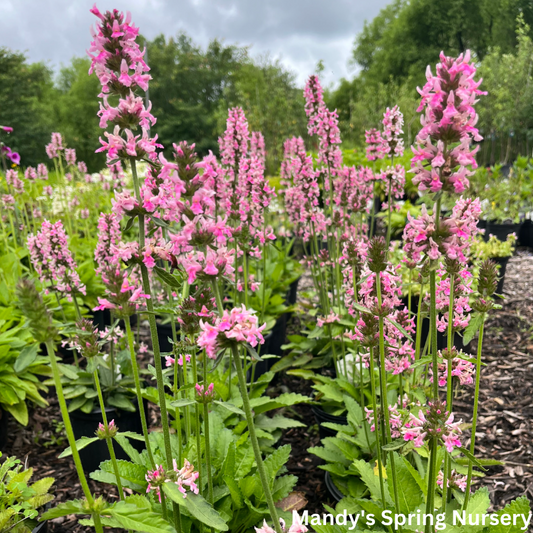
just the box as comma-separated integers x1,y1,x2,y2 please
14,345,38,373
353,459,393,506
386,452,424,514
263,445,291,487
91,460,148,492
458,447,488,471
108,501,176,533
255,415,306,431
223,475,243,509
58,363,79,379
386,316,413,341
163,483,228,530
487,495,531,533
214,400,245,416
169,399,196,408
381,440,405,451
107,393,136,411
59,436,99,458
249,393,309,414
463,312,485,345
4,400,28,425
41,500,87,520
153,265,181,289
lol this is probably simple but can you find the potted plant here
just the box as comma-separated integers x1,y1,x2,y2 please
471,233,517,295
0,452,55,533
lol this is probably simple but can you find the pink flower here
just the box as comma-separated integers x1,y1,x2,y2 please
412,51,485,194
198,305,265,359
382,105,404,157
27,219,86,299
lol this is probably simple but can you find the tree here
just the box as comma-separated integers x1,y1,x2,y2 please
0,48,56,167
54,57,104,171
146,33,246,156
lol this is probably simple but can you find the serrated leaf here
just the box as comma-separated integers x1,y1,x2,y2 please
41,500,86,520
386,452,424,514
108,501,176,533
486,495,531,533
214,400,245,416
90,460,147,492
163,483,228,530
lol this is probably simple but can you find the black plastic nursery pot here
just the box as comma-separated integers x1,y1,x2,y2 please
311,405,348,441
31,518,48,533
324,471,345,502
484,221,522,243
519,219,533,248
491,256,510,296
70,402,145,473
477,219,487,231
0,408,9,450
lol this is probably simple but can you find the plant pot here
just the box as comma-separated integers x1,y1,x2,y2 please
70,402,146,473
32,519,48,533
477,219,487,231
325,471,345,502
484,221,522,243
519,219,533,248
287,277,300,306
491,256,510,296
312,405,347,440
0,408,9,450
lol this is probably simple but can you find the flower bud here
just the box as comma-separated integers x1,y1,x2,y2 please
16,279,57,344
367,237,388,273
478,259,498,297
95,419,118,439
195,383,215,403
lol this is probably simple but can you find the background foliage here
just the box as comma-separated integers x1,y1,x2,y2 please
2,0,533,171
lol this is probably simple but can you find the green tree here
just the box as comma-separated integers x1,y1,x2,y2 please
0,48,56,167
146,33,246,156
220,57,308,173
54,57,104,171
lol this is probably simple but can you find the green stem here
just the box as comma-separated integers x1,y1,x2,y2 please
376,273,401,523
93,368,124,499
429,270,439,400
45,341,103,532
463,317,485,507
130,159,173,470
231,345,282,533
442,274,455,507
425,437,438,533
203,401,213,504
368,346,386,508
125,317,155,468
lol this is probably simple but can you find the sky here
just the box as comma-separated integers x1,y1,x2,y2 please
0,0,391,88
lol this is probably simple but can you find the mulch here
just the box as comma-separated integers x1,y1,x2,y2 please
2,251,533,530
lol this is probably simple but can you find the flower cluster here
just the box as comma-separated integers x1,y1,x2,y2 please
411,50,485,193
403,197,481,264
381,105,404,158
430,350,475,387
402,400,462,452
89,6,161,162
365,128,384,161
197,305,265,359
27,219,86,299
145,459,199,502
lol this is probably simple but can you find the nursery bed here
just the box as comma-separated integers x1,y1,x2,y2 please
2,252,533,531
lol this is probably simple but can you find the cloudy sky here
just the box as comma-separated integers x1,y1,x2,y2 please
0,0,391,87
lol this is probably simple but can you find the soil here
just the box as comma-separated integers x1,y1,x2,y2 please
2,251,533,531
